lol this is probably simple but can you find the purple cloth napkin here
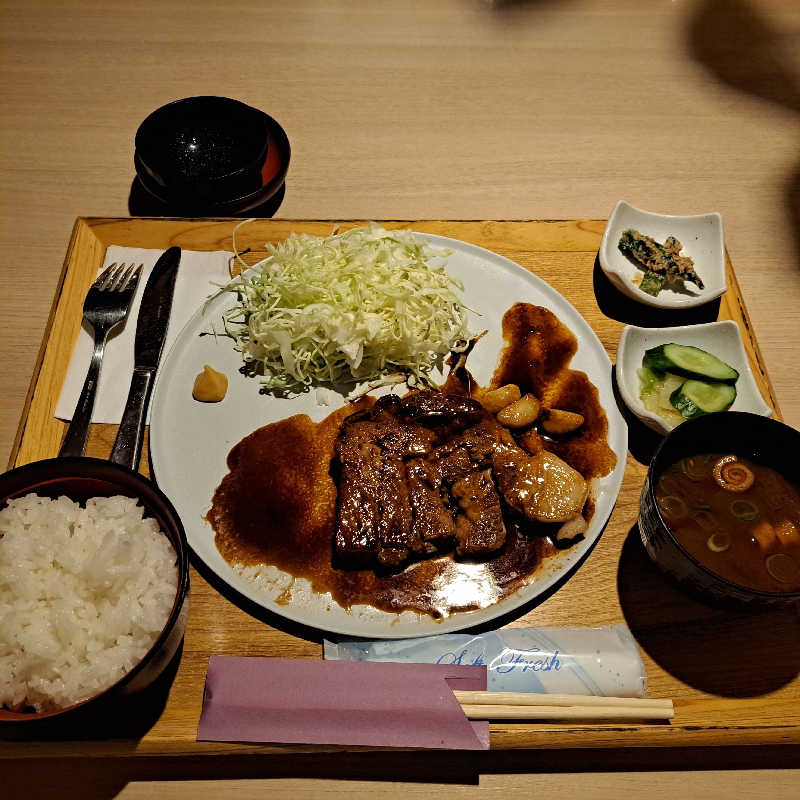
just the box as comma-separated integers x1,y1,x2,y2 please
197,657,489,750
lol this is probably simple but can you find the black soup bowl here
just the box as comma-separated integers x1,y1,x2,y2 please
0,456,190,729
639,411,800,607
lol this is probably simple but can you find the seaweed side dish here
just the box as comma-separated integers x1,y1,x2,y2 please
618,229,704,296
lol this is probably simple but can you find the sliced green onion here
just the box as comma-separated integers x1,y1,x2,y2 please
707,533,731,553
766,553,800,584
730,499,759,522
657,495,688,522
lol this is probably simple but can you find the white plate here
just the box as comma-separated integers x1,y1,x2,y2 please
616,321,773,435
150,233,627,638
599,201,726,309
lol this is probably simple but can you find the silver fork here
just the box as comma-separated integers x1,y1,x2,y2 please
59,262,143,458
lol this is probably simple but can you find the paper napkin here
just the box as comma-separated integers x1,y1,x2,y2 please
55,246,233,423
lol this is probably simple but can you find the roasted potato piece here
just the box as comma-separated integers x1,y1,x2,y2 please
541,408,584,435
476,384,521,413
496,393,540,428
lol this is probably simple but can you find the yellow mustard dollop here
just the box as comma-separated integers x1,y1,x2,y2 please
192,365,228,402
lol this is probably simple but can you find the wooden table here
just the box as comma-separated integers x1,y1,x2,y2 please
2,0,800,796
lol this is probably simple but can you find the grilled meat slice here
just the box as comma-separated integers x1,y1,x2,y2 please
397,391,484,432
341,391,484,463
428,420,506,484
430,447,476,486
406,458,456,552
334,448,421,567
361,395,438,458
373,454,417,566
451,470,507,556
334,440,384,562
335,408,424,566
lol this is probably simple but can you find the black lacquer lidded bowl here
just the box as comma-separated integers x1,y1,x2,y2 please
133,96,290,216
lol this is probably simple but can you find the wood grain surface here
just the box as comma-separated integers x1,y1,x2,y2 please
5,218,799,762
111,771,800,800
3,0,800,473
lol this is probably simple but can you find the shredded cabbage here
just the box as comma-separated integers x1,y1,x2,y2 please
217,224,471,392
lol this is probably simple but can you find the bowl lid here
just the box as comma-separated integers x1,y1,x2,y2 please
134,96,273,200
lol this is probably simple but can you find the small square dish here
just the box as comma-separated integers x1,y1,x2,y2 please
616,321,773,435
599,201,726,309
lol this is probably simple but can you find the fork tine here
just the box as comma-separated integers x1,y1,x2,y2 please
93,262,118,289
98,262,129,290
108,262,132,291
119,263,142,292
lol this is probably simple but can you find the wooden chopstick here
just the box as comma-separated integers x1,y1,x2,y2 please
454,691,673,709
458,704,673,721
453,692,674,721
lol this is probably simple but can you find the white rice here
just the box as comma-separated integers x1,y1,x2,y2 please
0,493,178,712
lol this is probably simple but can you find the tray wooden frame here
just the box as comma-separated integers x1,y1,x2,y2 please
5,218,798,759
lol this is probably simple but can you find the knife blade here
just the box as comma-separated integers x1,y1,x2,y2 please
110,246,181,470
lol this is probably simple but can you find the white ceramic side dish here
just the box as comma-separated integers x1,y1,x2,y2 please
616,321,773,435
599,201,726,309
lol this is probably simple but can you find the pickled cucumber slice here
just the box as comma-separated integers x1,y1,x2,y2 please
643,344,739,384
670,380,737,419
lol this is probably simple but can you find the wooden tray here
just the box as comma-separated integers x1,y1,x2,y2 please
6,218,799,759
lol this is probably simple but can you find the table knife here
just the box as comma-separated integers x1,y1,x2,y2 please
110,246,181,471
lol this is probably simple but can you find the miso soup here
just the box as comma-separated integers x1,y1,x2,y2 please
655,454,800,593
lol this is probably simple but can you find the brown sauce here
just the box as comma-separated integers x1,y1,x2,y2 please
490,304,616,481
657,454,800,593
208,303,617,618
